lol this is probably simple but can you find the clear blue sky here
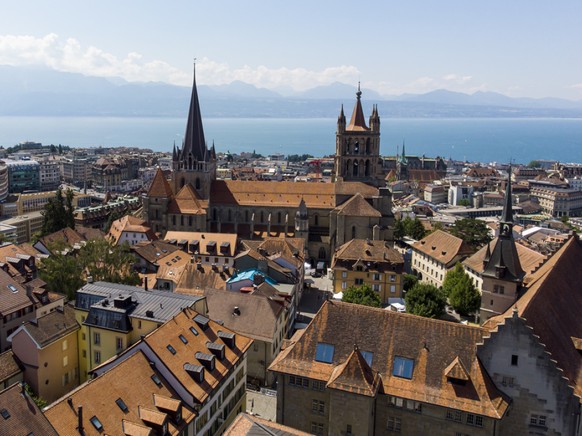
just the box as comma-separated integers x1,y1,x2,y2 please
0,0,580,99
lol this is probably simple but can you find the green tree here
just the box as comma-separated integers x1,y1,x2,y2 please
402,273,418,292
40,239,141,300
527,160,540,168
104,210,126,233
430,221,444,233
449,218,491,250
403,217,426,240
394,219,405,240
442,263,481,316
40,188,75,236
342,284,382,308
79,240,141,286
458,198,471,207
405,282,446,318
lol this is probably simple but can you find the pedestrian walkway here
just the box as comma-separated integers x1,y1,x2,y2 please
246,389,277,421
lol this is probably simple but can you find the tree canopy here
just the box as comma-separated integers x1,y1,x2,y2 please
39,239,141,300
405,282,446,318
342,284,382,308
394,216,426,241
449,218,491,250
40,188,75,236
442,263,481,316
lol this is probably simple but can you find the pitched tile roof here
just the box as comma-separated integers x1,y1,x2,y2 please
327,346,381,397
15,305,79,348
334,193,381,217
210,180,380,209
142,307,253,405
332,238,403,271
175,263,232,294
204,288,284,342
483,236,582,398
0,268,34,315
270,301,509,418
147,168,174,198
108,215,156,244
131,240,181,264
0,383,58,435
412,230,474,266
44,350,194,435
463,238,545,283
167,184,207,215
0,350,21,383
225,413,311,435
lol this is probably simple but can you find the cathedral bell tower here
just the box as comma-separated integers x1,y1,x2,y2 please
172,64,216,199
480,165,525,323
333,84,382,186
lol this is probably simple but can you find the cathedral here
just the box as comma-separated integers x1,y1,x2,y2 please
143,69,394,266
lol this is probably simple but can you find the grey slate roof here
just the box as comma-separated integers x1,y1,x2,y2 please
76,281,205,324
18,305,79,348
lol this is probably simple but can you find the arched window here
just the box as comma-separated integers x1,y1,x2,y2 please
366,138,371,154
354,141,360,154
346,159,352,176
260,211,264,223
353,160,359,177
318,247,326,259
365,159,370,176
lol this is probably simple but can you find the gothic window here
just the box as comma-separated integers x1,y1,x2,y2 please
354,141,359,154
346,140,351,154
366,138,371,154
195,177,201,190
365,159,370,176
346,159,352,176
188,155,192,169
353,160,359,177
245,210,249,222
318,247,326,259
278,212,282,223
260,211,264,223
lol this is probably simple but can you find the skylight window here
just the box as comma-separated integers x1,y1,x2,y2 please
179,334,188,344
315,343,335,363
393,356,414,379
0,408,10,419
115,398,129,413
190,326,199,336
90,416,103,431
7,284,17,293
167,345,177,355
361,351,374,366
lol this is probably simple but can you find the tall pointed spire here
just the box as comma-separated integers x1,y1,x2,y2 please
347,83,369,131
501,164,513,224
182,61,209,164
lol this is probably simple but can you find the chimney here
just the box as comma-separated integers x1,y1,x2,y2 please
77,405,84,435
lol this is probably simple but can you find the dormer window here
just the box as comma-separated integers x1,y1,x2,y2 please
196,352,216,371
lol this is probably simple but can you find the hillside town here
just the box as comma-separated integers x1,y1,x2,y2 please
0,73,581,435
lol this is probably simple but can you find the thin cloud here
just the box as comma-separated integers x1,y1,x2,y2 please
0,33,360,91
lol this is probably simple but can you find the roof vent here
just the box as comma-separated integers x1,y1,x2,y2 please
233,306,241,316
146,310,154,318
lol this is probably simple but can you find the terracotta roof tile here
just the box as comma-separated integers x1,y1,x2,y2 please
147,168,174,198
270,301,509,418
483,237,582,398
327,347,381,397
412,230,474,267
225,413,311,435
335,193,381,217
0,383,58,435
167,184,207,215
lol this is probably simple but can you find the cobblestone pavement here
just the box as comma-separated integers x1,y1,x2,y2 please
298,273,334,322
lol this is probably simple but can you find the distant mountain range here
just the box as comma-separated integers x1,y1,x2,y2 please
0,66,581,118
